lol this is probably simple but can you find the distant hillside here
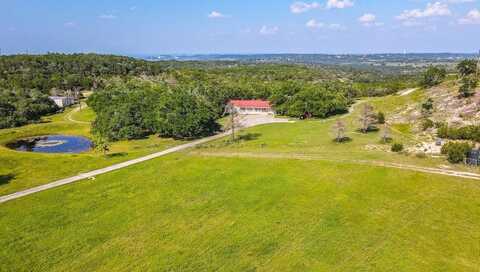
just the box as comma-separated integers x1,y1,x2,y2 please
136,53,478,73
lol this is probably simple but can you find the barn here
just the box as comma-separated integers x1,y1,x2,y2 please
228,100,274,115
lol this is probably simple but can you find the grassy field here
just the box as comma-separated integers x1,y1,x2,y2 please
195,91,467,169
2,90,480,271
1,154,479,271
0,106,183,195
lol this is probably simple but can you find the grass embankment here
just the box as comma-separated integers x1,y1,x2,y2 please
0,154,479,271
0,106,183,195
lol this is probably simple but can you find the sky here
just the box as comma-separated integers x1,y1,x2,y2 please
1,0,479,55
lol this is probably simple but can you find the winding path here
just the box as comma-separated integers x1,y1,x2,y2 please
0,116,291,204
192,151,480,181
64,104,90,125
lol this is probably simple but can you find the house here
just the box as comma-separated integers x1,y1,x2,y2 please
228,100,274,115
49,96,75,108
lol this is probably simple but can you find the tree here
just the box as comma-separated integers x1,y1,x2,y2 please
457,59,478,98
157,88,221,139
377,111,385,124
459,76,478,98
94,135,110,155
457,59,477,78
359,104,377,133
381,123,392,143
224,104,245,141
420,66,446,88
332,120,347,142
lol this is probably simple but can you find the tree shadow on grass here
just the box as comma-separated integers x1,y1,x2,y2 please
237,133,262,142
332,137,353,143
0,174,15,186
106,152,128,159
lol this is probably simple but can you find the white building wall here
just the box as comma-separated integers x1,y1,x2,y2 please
234,106,274,115
50,97,75,108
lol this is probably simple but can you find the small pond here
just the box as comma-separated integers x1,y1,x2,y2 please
7,135,93,154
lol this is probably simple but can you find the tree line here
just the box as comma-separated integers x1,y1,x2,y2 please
0,53,419,133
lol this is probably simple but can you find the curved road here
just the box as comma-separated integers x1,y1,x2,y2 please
0,116,291,204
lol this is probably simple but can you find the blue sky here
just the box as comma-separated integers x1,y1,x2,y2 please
1,0,479,54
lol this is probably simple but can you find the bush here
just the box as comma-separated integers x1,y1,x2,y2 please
421,98,434,115
420,66,446,88
415,152,427,159
377,112,385,124
441,142,472,164
391,143,404,152
421,118,434,131
459,76,478,98
437,124,480,142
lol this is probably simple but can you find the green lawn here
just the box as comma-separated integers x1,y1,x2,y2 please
0,107,183,195
71,106,96,123
1,154,479,271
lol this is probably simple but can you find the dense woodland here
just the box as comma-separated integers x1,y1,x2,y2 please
0,53,419,139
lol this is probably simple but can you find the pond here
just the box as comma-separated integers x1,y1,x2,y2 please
7,135,93,154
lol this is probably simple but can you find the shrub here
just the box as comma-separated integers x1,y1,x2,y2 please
420,66,446,88
415,152,427,159
441,142,472,164
377,111,385,124
447,148,466,164
459,76,478,98
421,98,434,114
391,143,404,152
421,118,434,131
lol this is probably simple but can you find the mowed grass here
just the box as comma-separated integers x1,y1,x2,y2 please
197,91,480,171
71,106,96,122
0,154,479,271
0,107,183,195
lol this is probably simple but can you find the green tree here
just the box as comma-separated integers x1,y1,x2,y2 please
377,111,385,124
420,66,446,87
457,59,477,78
459,76,478,98
157,88,221,139
94,135,111,155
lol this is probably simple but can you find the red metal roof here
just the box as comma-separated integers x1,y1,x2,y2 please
229,100,271,108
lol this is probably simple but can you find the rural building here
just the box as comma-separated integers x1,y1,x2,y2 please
228,100,274,115
49,96,75,108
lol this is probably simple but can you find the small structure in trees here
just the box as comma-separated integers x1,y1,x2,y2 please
359,104,377,133
227,100,274,115
49,96,75,108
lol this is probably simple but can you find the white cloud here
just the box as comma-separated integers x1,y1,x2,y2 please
358,13,383,27
326,0,354,9
306,19,325,28
259,25,279,35
98,14,117,20
396,2,451,21
458,9,480,24
130,6,137,11
290,2,321,14
208,11,228,19
306,19,346,30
